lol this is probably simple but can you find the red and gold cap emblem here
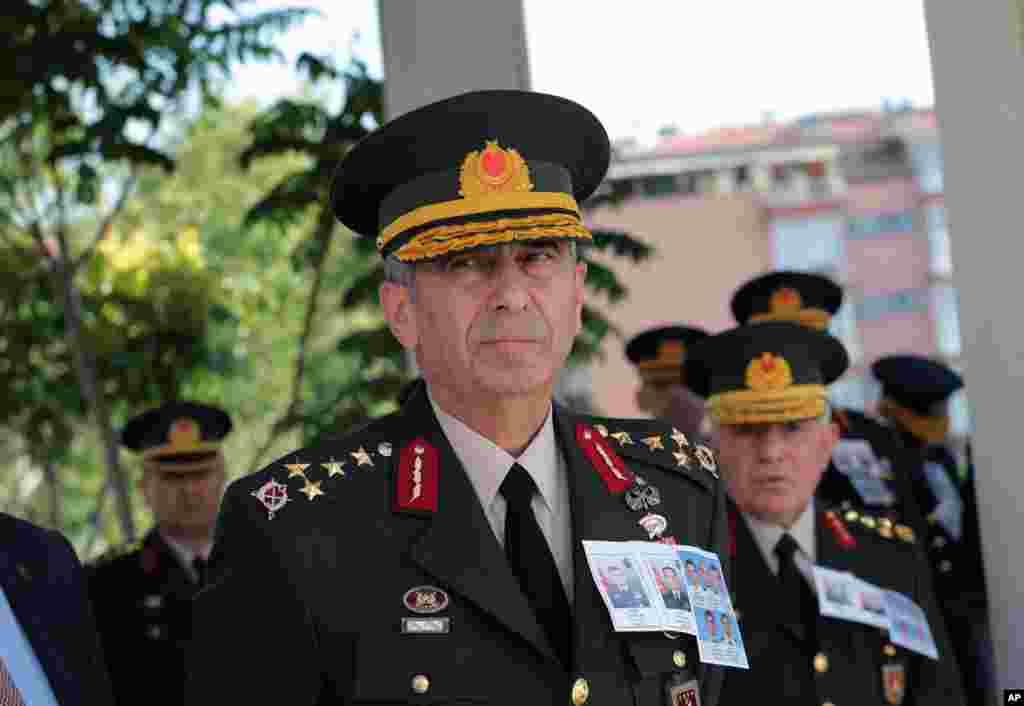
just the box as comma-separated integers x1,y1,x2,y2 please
745,352,794,392
459,141,534,198
770,287,803,315
168,418,201,448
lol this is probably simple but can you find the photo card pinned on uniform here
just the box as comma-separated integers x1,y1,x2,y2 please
884,589,939,660
676,546,748,670
632,542,697,636
582,541,661,632
812,566,862,623
831,439,896,507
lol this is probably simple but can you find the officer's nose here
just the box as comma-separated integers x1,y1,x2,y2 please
489,250,530,313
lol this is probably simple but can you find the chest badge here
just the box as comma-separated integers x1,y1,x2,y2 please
403,586,450,614
251,478,290,520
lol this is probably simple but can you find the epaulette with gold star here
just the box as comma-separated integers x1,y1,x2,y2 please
824,503,917,545
249,438,396,520
581,418,718,491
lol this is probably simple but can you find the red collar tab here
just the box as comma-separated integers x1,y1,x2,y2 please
394,438,439,515
823,510,857,549
577,423,635,494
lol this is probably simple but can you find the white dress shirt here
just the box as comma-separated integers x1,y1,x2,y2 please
431,397,574,602
742,501,818,592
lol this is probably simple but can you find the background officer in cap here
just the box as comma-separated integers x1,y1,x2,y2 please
685,322,964,706
88,401,230,706
873,355,993,706
731,271,929,541
186,90,729,706
625,325,713,443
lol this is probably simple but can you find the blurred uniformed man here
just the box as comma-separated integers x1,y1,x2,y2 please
625,325,713,442
87,401,230,706
186,90,729,706
685,322,964,705
731,271,928,538
873,355,993,706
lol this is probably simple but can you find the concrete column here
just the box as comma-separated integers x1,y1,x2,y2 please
377,0,531,120
923,0,1024,695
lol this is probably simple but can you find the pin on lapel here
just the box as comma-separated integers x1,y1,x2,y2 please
624,475,662,512
638,513,668,540
252,478,290,519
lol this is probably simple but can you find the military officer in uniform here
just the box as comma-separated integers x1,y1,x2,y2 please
685,321,964,705
625,325,712,442
730,270,929,539
185,90,729,706
658,566,691,611
872,355,993,706
87,401,230,706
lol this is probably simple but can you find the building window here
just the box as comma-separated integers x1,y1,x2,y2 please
856,289,930,321
925,204,953,276
910,142,944,194
931,284,962,357
771,214,844,273
639,175,679,198
829,299,862,364
846,211,915,239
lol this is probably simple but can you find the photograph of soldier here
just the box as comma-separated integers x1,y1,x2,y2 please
658,564,691,612
684,321,965,705
602,560,652,610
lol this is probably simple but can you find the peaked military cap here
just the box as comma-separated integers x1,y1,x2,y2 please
685,321,849,425
122,401,232,469
331,90,611,262
625,325,709,386
731,270,843,330
871,355,963,416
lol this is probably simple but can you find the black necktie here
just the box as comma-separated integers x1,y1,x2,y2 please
774,533,818,646
499,463,572,666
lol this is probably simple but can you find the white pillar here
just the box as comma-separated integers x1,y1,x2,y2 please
377,0,531,120
923,0,1024,695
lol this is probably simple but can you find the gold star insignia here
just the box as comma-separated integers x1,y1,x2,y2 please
351,447,374,467
285,463,309,479
299,479,324,501
670,428,690,448
322,459,345,478
673,450,690,468
641,435,664,451
610,431,633,445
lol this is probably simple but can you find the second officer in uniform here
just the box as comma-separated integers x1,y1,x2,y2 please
88,401,230,706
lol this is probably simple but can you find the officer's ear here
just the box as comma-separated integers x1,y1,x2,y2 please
380,280,418,350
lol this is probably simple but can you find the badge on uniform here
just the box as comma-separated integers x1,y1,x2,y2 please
665,677,701,706
882,663,906,705
401,585,451,634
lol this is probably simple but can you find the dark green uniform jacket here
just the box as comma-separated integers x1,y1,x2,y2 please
720,500,965,706
87,529,201,706
185,385,729,705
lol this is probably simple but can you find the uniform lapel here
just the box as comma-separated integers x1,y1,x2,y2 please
553,406,641,674
401,390,557,663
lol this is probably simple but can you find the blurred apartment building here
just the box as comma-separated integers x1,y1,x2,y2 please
581,104,969,436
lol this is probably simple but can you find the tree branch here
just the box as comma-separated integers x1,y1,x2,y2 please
73,171,138,273
245,207,336,473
